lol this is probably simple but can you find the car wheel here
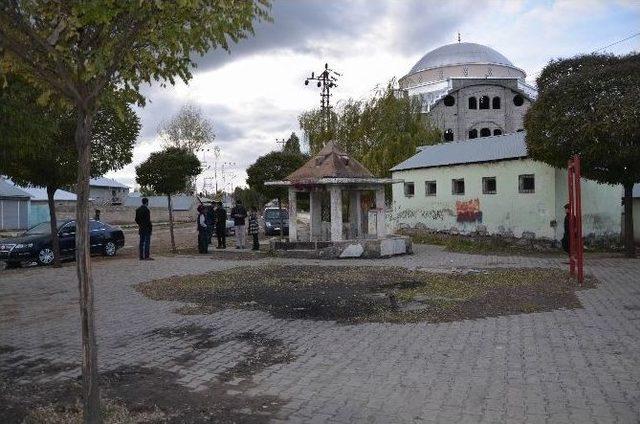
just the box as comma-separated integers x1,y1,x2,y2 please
37,248,55,266
103,241,117,257
5,261,21,269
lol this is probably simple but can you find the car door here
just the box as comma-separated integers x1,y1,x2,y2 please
89,220,105,253
58,222,76,257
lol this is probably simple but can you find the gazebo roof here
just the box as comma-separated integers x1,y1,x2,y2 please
286,141,374,183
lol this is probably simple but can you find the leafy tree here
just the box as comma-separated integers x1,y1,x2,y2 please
234,186,266,210
524,53,640,257
299,80,441,177
283,132,301,154
0,1,270,420
159,103,215,152
136,147,202,253
246,150,308,238
246,151,308,202
0,74,139,267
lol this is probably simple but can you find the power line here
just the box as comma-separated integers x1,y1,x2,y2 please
593,31,640,53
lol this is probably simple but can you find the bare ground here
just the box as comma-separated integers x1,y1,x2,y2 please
136,265,593,324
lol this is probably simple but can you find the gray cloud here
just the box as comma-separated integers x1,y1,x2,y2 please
194,0,388,71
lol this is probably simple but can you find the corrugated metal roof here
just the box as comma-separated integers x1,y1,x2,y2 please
90,177,129,189
0,179,31,199
18,186,77,202
391,132,528,172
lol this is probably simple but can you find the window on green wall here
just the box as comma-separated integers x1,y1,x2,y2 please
482,177,497,194
519,174,535,193
425,181,437,196
452,178,465,195
404,182,415,197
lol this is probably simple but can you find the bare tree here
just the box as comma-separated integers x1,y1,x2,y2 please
159,104,215,153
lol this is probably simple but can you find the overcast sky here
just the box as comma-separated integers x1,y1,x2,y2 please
106,0,640,193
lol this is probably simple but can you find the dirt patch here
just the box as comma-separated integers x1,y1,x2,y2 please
1,330,294,423
136,265,593,324
0,345,16,355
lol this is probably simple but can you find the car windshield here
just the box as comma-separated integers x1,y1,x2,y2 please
24,222,53,235
264,209,288,220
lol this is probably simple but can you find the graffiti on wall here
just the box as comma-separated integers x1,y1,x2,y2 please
456,199,482,223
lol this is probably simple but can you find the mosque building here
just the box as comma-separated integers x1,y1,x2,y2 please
398,40,537,141
390,40,622,243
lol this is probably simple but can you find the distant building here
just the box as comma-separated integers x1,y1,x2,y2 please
88,177,129,205
390,132,621,242
124,195,202,211
399,41,536,142
0,179,30,230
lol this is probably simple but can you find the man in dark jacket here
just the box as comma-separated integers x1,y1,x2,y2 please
231,199,247,249
561,203,570,254
205,202,216,245
215,202,227,249
135,197,153,260
197,204,208,254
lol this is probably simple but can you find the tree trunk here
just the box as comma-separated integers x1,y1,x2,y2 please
278,196,283,241
74,107,101,424
623,183,636,258
168,194,176,253
46,186,61,268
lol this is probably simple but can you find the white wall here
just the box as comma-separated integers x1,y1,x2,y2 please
553,169,622,239
391,159,622,241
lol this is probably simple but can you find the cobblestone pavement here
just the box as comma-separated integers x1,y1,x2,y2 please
1,245,639,423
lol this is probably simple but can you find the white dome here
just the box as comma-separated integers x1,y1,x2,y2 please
409,42,515,75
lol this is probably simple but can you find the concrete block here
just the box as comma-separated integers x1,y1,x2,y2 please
339,243,365,258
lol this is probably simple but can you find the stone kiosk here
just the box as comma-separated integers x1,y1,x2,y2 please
266,142,411,258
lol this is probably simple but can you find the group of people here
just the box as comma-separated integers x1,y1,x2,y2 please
197,199,260,254
135,197,261,260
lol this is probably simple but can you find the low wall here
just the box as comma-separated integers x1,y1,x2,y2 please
270,236,412,259
54,204,196,225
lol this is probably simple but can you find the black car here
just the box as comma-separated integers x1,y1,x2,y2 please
263,208,289,236
0,219,125,268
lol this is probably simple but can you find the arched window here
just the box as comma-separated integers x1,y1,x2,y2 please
468,97,477,109
492,97,501,109
444,129,454,142
468,129,478,139
480,128,491,137
479,96,490,109
493,129,502,136
443,95,455,107
513,95,524,106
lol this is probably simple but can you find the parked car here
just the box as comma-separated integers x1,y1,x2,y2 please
0,219,125,268
263,207,289,236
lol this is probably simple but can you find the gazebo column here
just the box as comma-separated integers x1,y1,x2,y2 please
375,187,386,237
288,187,297,242
330,186,343,241
349,191,362,238
309,191,322,241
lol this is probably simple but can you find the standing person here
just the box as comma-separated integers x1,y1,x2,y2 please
248,206,260,251
561,203,571,254
94,209,101,221
231,199,247,249
197,204,208,254
135,197,153,260
215,202,227,249
205,202,215,245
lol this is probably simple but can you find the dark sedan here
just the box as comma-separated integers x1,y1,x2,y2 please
263,208,289,236
0,219,124,268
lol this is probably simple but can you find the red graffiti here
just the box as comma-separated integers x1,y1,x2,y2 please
456,199,482,223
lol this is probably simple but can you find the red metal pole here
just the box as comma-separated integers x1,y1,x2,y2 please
575,155,584,286
568,158,575,276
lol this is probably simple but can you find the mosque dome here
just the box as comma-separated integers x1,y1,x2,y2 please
409,42,515,74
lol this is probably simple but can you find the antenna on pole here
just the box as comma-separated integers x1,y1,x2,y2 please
304,62,341,135
457,32,461,43
276,138,286,150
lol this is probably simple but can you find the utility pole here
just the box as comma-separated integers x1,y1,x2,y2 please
276,137,286,151
304,63,341,133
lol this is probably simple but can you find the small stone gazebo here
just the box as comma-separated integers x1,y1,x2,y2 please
266,142,411,258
